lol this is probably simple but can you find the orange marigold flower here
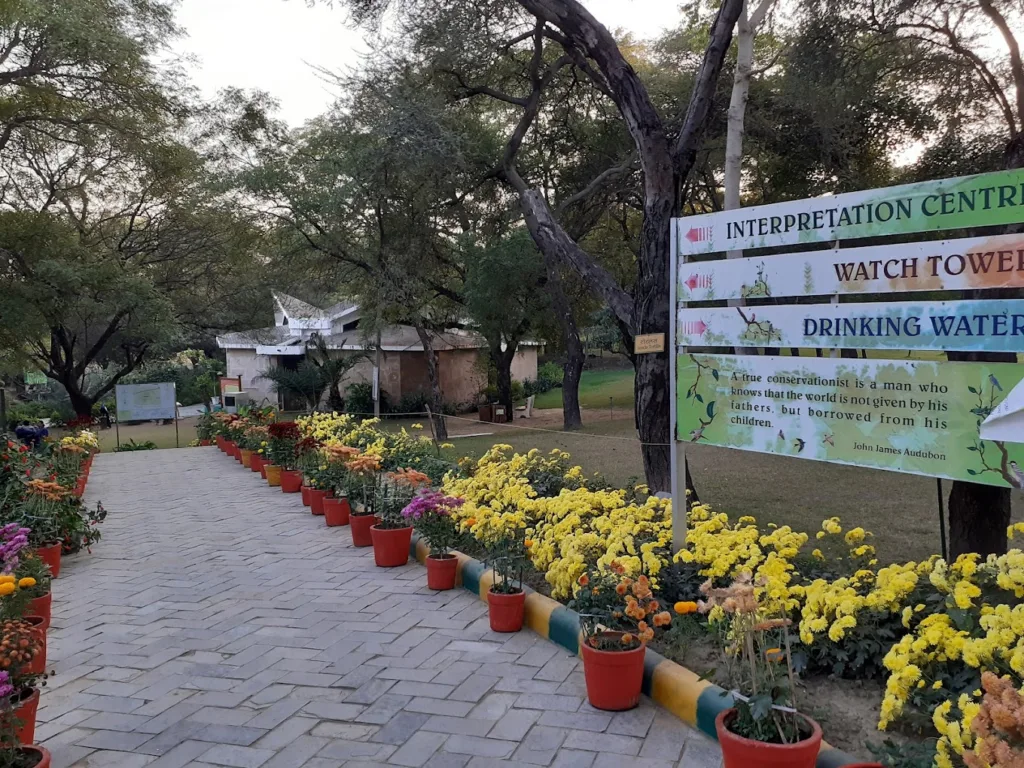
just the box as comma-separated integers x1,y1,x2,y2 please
615,583,628,596
765,647,785,663
625,598,646,621
621,633,636,645
653,611,672,628
524,539,533,548
632,575,652,599
674,601,698,615
390,467,431,488
578,574,589,587
609,561,625,575
754,619,793,631
639,627,655,643
465,518,477,527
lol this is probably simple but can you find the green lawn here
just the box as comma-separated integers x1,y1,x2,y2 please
533,368,635,410
92,418,199,452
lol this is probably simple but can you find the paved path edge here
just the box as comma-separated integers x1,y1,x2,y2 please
408,533,863,767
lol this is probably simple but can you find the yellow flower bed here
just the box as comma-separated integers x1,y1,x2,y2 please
294,417,1024,767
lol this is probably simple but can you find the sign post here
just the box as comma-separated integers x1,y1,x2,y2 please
671,168,1024,549
114,383,178,450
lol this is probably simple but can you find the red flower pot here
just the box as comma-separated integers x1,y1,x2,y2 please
716,709,822,768
260,461,268,480
225,441,237,458
18,745,49,768
28,593,51,631
13,688,39,745
581,634,645,711
310,489,331,516
323,497,350,527
370,526,413,567
426,554,458,590
350,514,379,547
24,616,46,676
35,544,61,579
488,588,525,633
250,455,263,473
280,470,302,493
200,439,211,447
301,485,312,506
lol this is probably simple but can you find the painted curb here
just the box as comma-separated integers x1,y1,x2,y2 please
409,533,864,767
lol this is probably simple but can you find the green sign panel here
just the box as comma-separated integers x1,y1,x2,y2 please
677,354,1024,489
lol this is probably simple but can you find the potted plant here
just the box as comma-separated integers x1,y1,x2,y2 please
15,482,69,578
570,565,672,711
699,573,822,768
299,446,332,515
265,422,300,490
481,513,529,633
0,527,47,629
345,453,383,547
0,699,50,766
0,618,47,745
370,468,429,567
322,445,359,527
402,490,465,590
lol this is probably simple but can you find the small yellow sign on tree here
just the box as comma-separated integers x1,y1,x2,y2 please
634,333,665,354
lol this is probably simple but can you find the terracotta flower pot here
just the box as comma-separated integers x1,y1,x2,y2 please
18,745,49,768
35,543,61,579
24,616,46,676
200,439,211,447
301,485,312,506
13,687,39,745
27,593,51,631
260,460,268,479
217,436,226,451
488,588,525,633
581,633,645,711
225,440,236,457
426,554,458,590
323,497,350,526
350,514,379,547
239,449,253,468
280,470,302,493
310,489,331,516
370,526,413,567
264,464,282,487
250,454,263,473
716,708,822,768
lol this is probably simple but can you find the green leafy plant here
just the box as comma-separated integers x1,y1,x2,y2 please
113,439,156,452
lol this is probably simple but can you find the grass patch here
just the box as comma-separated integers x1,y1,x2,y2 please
533,368,635,410
94,419,198,451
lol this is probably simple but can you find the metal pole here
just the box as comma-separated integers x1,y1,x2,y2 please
669,219,686,551
374,331,382,419
174,383,179,448
937,478,947,560
114,400,120,450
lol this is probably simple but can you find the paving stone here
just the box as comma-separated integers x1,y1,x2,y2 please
550,750,596,768
196,744,276,767
422,715,495,737
442,735,516,759
510,725,567,765
143,740,214,768
76,729,153,752
607,706,656,737
370,711,430,745
379,730,447,767
513,693,583,712
485,708,540,741
69,751,154,767
562,730,642,756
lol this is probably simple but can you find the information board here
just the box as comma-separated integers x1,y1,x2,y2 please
115,383,177,422
678,354,1024,489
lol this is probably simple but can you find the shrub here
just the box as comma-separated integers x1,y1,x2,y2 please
345,382,390,417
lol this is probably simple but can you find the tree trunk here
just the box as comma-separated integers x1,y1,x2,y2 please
945,139,1023,558
543,255,583,430
414,323,448,440
66,383,94,418
492,345,516,423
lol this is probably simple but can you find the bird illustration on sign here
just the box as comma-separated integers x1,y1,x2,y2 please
1011,461,1024,489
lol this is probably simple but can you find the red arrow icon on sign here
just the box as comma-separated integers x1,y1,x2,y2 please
695,319,708,335
682,319,708,336
685,226,711,243
685,274,699,290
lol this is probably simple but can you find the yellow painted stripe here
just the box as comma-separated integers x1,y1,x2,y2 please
649,658,711,726
524,593,557,639
477,569,495,599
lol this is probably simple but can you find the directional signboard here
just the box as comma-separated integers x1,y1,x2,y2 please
672,168,1024,491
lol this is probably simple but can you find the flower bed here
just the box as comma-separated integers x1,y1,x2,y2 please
289,413,1021,767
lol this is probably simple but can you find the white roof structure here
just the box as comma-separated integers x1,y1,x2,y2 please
217,291,536,354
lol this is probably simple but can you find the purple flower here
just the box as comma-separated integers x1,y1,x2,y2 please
0,523,31,574
0,670,14,699
401,490,464,520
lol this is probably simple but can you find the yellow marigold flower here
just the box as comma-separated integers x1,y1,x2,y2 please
0,575,15,584
811,549,824,560
17,578,35,588
411,423,423,429
0,582,16,596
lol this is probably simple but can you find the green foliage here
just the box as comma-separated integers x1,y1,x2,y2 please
123,351,225,406
114,439,157,452
345,383,384,417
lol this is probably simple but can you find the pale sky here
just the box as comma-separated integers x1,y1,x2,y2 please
172,0,684,126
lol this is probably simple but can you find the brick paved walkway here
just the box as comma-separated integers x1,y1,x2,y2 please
38,448,722,768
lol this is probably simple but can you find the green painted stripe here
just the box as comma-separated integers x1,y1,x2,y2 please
547,606,579,656
641,649,663,697
695,684,733,738
460,559,485,597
